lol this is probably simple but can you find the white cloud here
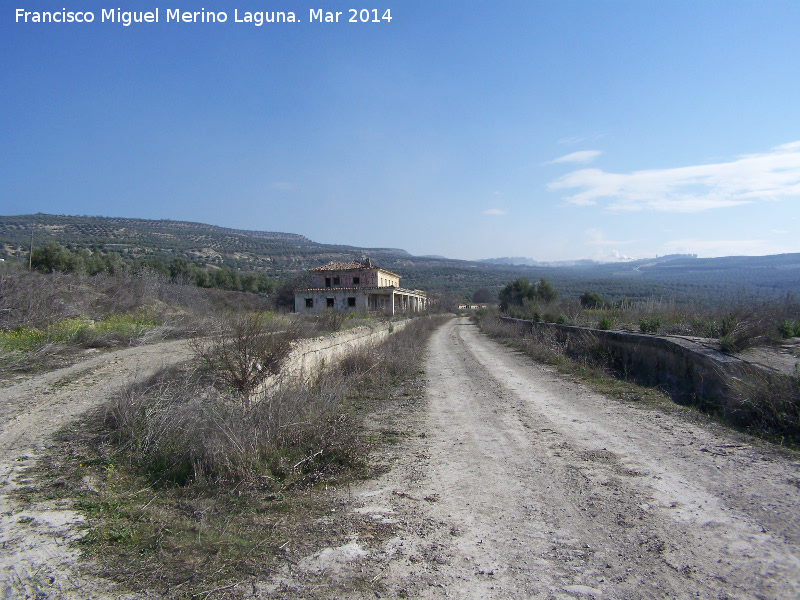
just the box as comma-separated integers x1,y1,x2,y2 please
548,141,800,212
483,208,506,216
548,150,602,165
558,133,605,146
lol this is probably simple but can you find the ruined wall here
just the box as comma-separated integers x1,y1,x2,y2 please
252,319,409,398
294,290,372,313
499,317,755,412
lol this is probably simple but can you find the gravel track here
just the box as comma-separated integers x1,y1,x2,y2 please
332,317,800,599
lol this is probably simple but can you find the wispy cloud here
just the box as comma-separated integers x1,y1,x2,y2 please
271,181,294,191
548,141,800,212
548,150,602,165
483,208,506,216
558,133,605,146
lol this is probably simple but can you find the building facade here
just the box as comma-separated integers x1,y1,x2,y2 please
294,258,427,314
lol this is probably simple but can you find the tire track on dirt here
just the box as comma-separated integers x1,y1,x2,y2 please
0,339,193,599
343,317,800,599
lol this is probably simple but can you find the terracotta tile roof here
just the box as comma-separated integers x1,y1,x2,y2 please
309,260,370,271
309,259,401,278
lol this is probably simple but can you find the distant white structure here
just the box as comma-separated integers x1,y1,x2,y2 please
294,258,427,315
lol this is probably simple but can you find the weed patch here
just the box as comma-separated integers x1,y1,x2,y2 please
19,315,449,597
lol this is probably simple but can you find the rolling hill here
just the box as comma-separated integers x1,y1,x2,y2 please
2,213,799,302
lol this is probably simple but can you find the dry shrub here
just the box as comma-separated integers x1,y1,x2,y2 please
100,315,448,488
715,304,783,353
724,367,800,443
477,314,613,376
192,312,299,399
317,309,348,333
0,266,72,328
339,316,448,384
103,365,363,486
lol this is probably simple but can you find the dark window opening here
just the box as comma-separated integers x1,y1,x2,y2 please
305,298,314,308
325,277,331,287
326,298,335,308
347,297,356,307
333,277,340,285
352,276,360,285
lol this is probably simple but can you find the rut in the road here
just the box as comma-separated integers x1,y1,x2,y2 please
344,317,800,599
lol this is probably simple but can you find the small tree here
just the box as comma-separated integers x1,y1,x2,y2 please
193,313,299,402
580,291,605,309
30,241,76,274
472,287,494,304
499,278,536,312
536,278,557,304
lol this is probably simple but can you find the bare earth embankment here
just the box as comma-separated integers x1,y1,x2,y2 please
2,319,800,598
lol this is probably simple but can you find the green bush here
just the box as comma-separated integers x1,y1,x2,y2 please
639,317,662,334
580,291,605,309
597,316,613,330
777,320,800,339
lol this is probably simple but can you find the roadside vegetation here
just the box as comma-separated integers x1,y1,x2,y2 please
474,278,800,446
496,277,800,352
16,315,445,597
0,261,405,378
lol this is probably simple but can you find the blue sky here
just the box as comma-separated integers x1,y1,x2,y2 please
2,1,800,261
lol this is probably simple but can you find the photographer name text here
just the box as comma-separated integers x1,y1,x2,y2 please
15,7,392,26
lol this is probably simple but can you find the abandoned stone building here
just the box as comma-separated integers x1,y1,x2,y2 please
294,258,427,314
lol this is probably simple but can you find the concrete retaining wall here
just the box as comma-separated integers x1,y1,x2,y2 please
499,317,756,412
252,319,409,398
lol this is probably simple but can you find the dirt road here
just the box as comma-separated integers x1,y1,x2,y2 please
3,320,800,599
0,340,193,599
315,317,800,599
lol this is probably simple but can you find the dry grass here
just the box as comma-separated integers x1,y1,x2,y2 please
191,312,299,399
724,366,800,444
101,364,362,487
13,315,449,598
504,293,800,349
0,264,281,377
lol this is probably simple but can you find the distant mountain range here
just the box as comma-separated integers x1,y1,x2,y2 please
2,213,799,301
479,254,701,267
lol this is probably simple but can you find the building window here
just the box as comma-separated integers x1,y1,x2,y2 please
305,298,313,308
327,298,335,308
353,277,360,285
325,277,332,287
348,297,356,307
333,277,340,285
